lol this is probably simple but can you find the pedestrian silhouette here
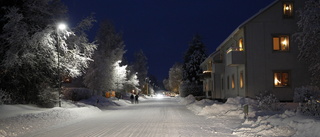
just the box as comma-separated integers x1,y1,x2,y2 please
130,94,134,104
135,94,139,104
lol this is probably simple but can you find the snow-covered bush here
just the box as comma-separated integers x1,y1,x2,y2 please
294,86,320,102
179,81,202,97
63,88,92,101
256,91,280,111
295,86,320,116
0,89,12,105
37,88,58,108
298,99,320,117
179,94,196,105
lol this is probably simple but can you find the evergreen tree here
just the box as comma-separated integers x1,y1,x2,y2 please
132,49,148,88
296,0,320,85
169,63,183,94
83,20,126,94
182,34,207,84
0,0,96,105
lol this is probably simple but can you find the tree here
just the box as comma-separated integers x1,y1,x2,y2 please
169,63,183,94
83,20,126,94
163,78,170,91
113,60,127,92
182,34,207,84
132,49,148,88
296,0,320,85
0,0,96,105
181,34,207,96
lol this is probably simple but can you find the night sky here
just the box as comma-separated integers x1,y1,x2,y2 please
62,0,275,81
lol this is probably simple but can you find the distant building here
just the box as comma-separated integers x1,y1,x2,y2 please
200,0,310,101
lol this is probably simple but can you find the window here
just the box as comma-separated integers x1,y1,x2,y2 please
283,2,293,18
231,75,235,89
240,71,244,88
274,71,289,87
239,39,244,51
273,35,289,51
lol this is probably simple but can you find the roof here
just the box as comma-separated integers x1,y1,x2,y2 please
216,0,279,50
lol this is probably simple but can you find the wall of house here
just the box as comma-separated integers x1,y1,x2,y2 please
218,29,246,99
244,0,309,101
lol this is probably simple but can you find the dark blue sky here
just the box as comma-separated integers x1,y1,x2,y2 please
62,0,275,81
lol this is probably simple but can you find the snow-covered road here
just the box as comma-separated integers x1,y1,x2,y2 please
23,97,237,137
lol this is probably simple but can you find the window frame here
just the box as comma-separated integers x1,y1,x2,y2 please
273,70,290,88
238,38,244,51
239,71,244,89
272,35,290,52
283,2,294,18
231,74,235,89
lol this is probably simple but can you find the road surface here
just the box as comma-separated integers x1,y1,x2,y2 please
24,97,237,137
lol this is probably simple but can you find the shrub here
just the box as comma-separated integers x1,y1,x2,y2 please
256,90,280,111
179,81,202,97
0,89,12,105
37,88,58,108
63,88,93,101
295,86,320,116
294,86,320,102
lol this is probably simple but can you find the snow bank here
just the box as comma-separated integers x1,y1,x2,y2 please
0,95,134,137
187,99,215,114
199,97,257,119
178,94,196,105
180,96,320,137
0,103,101,137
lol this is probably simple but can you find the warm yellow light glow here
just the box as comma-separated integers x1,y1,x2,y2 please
239,39,244,51
274,77,281,85
282,38,287,46
203,70,212,73
285,5,290,10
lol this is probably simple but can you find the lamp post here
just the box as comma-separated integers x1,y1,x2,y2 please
57,23,67,107
145,78,148,95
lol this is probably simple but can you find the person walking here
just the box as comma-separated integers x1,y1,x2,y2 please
135,94,139,104
130,94,134,104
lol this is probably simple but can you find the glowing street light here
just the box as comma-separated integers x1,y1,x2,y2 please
57,23,67,107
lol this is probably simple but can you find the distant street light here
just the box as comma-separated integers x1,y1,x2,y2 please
57,23,67,107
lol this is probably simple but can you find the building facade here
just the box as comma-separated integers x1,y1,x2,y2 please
200,0,310,101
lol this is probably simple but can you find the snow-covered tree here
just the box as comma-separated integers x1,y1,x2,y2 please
296,0,320,85
0,0,96,105
180,34,206,96
132,49,148,88
169,63,183,94
182,34,207,84
113,60,127,92
124,71,140,94
163,78,170,91
83,20,126,94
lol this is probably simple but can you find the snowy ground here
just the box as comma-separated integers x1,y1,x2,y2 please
0,95,320,137
180,95,320,137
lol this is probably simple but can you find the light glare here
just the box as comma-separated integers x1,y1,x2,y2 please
58,23,67,30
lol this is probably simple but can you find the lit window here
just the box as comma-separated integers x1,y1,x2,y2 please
273,35,289,51
274,71,289,87
240,71,244,88
239,39,244,51
283,3,293,17
231,75,235,89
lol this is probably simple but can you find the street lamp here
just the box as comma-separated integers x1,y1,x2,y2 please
57,23,67,107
